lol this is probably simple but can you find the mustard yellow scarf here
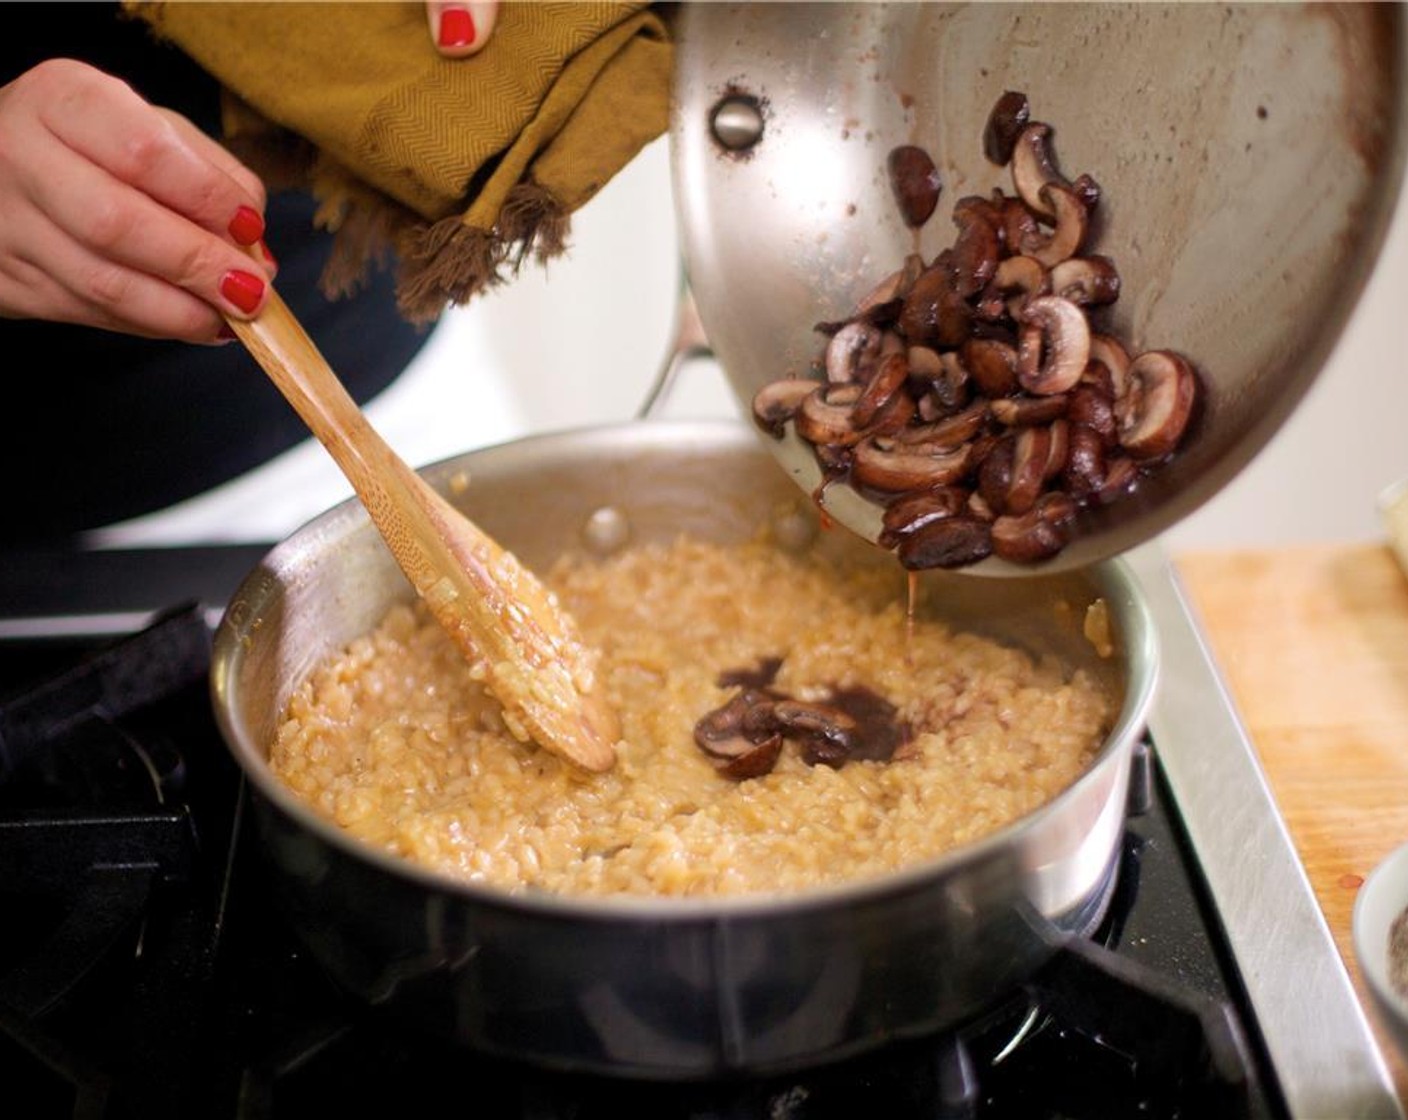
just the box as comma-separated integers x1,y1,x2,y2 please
126,1,674,323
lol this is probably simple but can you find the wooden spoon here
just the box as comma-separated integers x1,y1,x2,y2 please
224,289,619,772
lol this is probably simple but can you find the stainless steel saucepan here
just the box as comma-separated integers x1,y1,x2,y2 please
671,2,1407,575
210,420,1157,1078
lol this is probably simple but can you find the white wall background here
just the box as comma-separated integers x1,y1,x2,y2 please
93,134,1408,556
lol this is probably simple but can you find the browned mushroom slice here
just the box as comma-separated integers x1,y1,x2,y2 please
897,400,988,447
991,254,1050,320
992,493,1078,563
1017,296,1090,395
795,383,866,447
887,144,943,228
877,486,968,548
1095,456,1140,504
1018,183,1088,268
1088,333,1132,399
1071,173,1102,212
1063,423,1108,498
770,700,859,768
856,253,925,313
1043,419,1070,481
1011,122,1072,219
719,734,784,780
962,337,1021,398
852,437,973,493
1067,384,1118,447
1050,255,1120,306
1003,425,1052,516
896,514,994,571
950,197,1003,297
1115,350,1198,460
899,261,971,349
825,320,883,384
984,90,1031,166
990,394,1068,428
694,690,775,758
852,351,910,428
995,190,1042,255
752,379,818,438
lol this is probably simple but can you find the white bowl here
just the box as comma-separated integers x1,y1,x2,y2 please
1353,840,1408,1059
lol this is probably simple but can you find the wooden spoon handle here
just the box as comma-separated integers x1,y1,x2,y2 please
226,292,619,772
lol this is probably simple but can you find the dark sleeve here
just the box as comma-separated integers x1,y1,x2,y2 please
0,3,433,544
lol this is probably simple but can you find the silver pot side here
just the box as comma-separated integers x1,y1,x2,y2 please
210,419,1158,1077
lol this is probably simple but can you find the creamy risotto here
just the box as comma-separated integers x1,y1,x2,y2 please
270,535,1115,897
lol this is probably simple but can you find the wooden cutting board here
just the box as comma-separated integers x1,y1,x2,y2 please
1174,541,1408,1104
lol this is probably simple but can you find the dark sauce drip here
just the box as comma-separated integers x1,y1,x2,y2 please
717,656,783,692
820,684,911,764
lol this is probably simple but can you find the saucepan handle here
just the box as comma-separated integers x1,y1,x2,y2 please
634,265,715,421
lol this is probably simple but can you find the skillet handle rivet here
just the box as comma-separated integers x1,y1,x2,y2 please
710,94,764,152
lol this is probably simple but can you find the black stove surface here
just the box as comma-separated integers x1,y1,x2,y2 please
0,571,1290,1119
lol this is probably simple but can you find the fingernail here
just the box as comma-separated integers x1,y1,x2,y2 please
228,205,265,246
216,324,237,342
438,6,475,48
221,269,265,314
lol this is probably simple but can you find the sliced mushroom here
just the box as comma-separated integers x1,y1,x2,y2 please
899,261,971,349
1095,455,1140,504
1062,423,1107,498
770,700,859,768
752,379,818,438
851,437,973,493
950,197,1002,297
796,383,866,447
719,734,784,781
990,393,1068,428
825,320,883,383
888,145,943,228
1004,425,1053,516
694,690,775,758
1011,122,1071,219
961,337,1021,397
1071,173,1102,212
1050,255,1120,306
992,493,1078,563
995,190,1042,254
896,400,988,447
1018,183,1088,268
991,254,1050,320
1066,384,1118,448
877,486,968,548
984,90,1031,166
1115,350,1198,460
930,351,973,414
1044,419,1070,482
1017,296,1090,395
1088,333,1132,399
856,253,925,313
896,515,994,571
852,351,910,428
867,381,918,437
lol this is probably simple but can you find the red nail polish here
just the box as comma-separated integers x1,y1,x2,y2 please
221,269,265,314
439,7,475,48
216,324,237,341
228,205,265,246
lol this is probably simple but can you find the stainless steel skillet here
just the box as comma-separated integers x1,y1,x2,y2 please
670,2,1407,575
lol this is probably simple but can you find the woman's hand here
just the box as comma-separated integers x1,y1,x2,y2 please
0,58,277,343
425,2,499,58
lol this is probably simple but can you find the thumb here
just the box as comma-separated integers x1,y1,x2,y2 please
426,2,499,58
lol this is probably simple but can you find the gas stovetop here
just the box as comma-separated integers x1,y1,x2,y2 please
0,541,1398,1118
